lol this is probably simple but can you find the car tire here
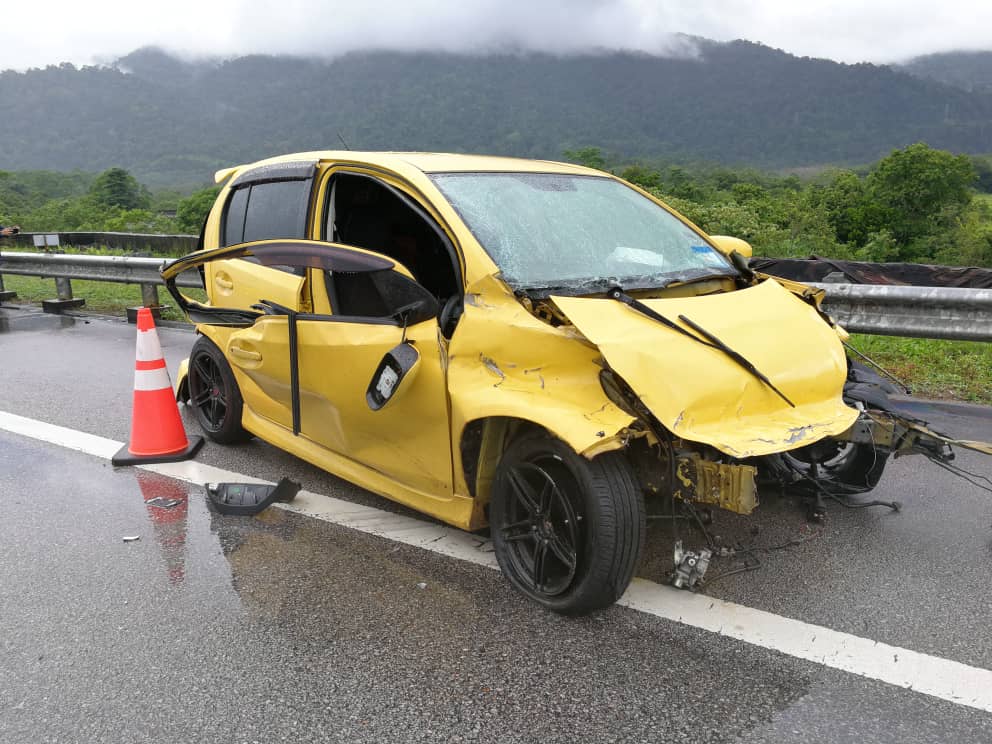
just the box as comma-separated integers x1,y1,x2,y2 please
780,440,888,492
491,435,645,615
187,336,252,444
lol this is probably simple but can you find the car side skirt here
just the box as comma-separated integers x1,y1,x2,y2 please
241,406,478,530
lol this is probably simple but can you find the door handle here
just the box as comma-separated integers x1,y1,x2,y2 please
229,345,262,362
214,271,234,289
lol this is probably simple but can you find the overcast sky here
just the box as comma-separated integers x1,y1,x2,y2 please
3,0,991,72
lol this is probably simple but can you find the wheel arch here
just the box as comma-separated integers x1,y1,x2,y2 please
457,413,635,529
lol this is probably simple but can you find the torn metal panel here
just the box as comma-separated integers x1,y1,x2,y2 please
890,416,992,458
552,279,859,458
447,274,636,502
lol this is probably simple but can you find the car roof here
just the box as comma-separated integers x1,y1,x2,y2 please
216,151,605,183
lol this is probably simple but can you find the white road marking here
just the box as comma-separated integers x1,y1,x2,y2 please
3,408,992,714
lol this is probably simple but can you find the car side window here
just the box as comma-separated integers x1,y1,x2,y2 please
222,179,312,274
242,181,310,243
322,172,460,302
223,187,249,247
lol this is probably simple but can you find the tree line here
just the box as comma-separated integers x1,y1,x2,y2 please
1,143,989,267
568,143,990,266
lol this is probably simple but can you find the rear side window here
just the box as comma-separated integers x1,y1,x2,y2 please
243,181,310,242
222,180,311,247
223,187,249,246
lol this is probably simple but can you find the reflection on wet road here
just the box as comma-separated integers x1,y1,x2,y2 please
3,429,992,743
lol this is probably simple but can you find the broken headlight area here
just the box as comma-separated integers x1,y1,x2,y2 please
603,357,990,529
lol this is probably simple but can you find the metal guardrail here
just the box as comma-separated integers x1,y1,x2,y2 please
0,251,202,287
809,282,992,342
0,251,989,341
0,251,202,314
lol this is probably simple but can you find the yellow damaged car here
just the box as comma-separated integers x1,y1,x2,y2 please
162,151,986,614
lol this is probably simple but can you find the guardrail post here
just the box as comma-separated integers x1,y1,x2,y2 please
42,276,86,314
0,271,16,303
40,237,87,313
140,283,160,307
126,282,163,324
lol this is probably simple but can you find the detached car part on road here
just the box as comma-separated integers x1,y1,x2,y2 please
162,152,992,615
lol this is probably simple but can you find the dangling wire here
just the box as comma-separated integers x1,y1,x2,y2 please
927,457,992,493
843,341,912,393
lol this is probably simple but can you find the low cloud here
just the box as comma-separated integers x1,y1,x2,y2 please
2,0,990,72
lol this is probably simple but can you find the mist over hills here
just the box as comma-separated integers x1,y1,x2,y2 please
2,40,992,187
900,50,992,94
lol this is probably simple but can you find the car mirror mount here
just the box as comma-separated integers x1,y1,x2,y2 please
366,341,422,411
709,234,753,259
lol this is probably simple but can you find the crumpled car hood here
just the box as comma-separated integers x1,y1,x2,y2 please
552,279,859,458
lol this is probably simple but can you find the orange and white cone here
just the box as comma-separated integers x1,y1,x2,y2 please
112,307,203,466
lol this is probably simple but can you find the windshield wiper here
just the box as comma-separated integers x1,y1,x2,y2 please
607,286,796,408
519,268,738,298
657,269,739,289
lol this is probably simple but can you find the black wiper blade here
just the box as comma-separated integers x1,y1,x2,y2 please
677,314,796,408
658,269,739,289
514,276,618,297
606,286,795,408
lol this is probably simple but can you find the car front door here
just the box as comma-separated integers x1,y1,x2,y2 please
293,268,452,497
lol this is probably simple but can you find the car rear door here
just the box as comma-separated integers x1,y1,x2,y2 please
205,161,317,312
163,240,455,499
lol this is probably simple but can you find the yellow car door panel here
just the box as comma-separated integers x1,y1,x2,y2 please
225,316,295,431
294,316,452,497
163,239,454,498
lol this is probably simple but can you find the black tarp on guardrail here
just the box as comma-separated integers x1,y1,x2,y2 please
750,257,992,289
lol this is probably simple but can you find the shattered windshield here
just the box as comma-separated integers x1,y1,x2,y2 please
430,172,737,292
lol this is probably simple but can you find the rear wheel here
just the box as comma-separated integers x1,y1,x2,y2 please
187,336,252,444
491,436,645,615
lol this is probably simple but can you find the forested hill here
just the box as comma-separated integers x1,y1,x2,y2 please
3,40,992,186
900,51,992,94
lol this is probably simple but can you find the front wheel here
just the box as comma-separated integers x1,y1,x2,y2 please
187,336,252,444
490,436,645,615
778,439,888,492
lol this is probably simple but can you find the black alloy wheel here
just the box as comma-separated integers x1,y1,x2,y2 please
499,458,582,597
187,336,251,444
491,435,645,615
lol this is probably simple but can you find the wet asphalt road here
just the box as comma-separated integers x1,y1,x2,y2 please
2,304,992,742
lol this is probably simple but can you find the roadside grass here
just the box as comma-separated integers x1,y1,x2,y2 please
2,275,203,322
847,334,992,405
4,273,989,405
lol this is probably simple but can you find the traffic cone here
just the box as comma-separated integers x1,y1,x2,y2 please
112,308,204,466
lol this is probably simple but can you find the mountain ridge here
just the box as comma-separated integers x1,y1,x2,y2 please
2,40,990,186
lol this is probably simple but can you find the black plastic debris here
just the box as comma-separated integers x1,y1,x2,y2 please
205,478,301,516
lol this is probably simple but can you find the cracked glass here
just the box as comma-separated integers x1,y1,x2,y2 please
431,173,735,291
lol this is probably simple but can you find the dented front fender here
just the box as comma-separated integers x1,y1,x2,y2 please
447,275,636,463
